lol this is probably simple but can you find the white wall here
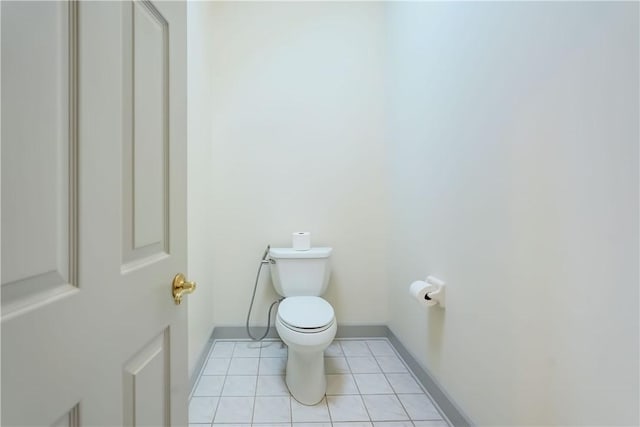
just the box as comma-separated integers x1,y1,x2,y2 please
207,2,389,327
385,2,639,425
187,1,216,378
189,2,638,423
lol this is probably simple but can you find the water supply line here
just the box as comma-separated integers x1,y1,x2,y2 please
246,244,283,341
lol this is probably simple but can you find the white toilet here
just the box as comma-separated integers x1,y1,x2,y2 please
268,247,337,405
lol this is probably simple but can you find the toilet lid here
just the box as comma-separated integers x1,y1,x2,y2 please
278,296,334,329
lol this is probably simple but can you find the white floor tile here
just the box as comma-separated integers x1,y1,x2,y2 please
375,356,407,373
325,341,344,357
362,395,409,421
341,341,372,357
260,341,288,358
325,357,350,374
213,396,254,423
293,423,332,427
366,341,396,357
347,357,382,374
259,357,286,375
221,375,257,396
189,396,219,423
190,339,448,427
203,358,231,375
385,374,423,394
228,357,259,375
232,341,262,358
327,395,370,422
373,422,413,427
397,394,441,421
291,397,331,422
326,374,359,395
253,396,292,423
193,375,225,396
210,341,236,358
353,374,394,394
256,375,290,396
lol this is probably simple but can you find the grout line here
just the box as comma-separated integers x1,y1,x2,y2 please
249,393,256,425
196,339,448,427
210,341,235,425
190,340,218,400
363,342,411,424
289,391,293,424
377,338,447,423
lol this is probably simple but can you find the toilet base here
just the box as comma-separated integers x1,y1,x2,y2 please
276,318,337,406
285,349,327,405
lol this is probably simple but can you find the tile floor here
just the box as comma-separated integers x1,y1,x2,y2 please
189,338,449,427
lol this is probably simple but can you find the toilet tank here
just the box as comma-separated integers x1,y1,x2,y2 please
268,247,332,297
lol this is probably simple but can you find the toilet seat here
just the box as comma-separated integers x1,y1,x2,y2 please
278,296,335,333
279,317,335,334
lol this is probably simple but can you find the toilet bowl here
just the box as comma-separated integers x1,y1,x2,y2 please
268,247,335,405
275,296,337,405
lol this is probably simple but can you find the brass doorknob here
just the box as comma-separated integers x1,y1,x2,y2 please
172,273,196,305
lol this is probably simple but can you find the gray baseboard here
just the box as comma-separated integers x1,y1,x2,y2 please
335,324,389,338
213,325,280,340
208,324,390,340
190,334,215,393
190,324,473,427
385,329,474,427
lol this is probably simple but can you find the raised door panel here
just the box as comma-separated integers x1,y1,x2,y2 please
122,0,169,269
1,0,78,318
51,405,80,427
123,330,170,427
1,1,188,426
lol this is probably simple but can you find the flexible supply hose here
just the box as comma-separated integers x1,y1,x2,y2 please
246,245,283,341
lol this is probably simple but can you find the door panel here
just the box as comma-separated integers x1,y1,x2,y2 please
125,0,170,258
123,329,170,427
51,405,80,427
1,0,78,319
1,1,188,425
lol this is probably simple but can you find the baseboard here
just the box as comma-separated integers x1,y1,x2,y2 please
212,325,280,340
385,328,474,427
190,324,473,426
189,333,215,393
334,324,389,338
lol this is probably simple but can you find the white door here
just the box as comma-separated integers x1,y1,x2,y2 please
1,1,190,425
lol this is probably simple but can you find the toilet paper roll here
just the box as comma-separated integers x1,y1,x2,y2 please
292,232,311,251
409,280,438,307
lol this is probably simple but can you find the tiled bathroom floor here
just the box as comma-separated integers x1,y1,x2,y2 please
189,338,449,427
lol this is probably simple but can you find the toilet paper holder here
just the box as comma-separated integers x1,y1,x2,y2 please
424,276,446,308
409,276,446,308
